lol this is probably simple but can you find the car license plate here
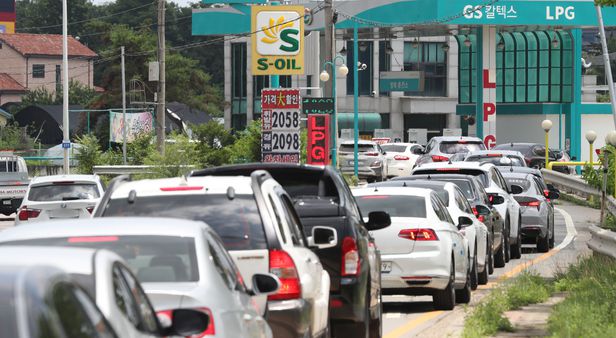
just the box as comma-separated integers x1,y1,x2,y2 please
2,200,11,206
381,261,392,273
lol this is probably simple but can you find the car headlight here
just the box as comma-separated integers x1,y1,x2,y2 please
370,160,382,167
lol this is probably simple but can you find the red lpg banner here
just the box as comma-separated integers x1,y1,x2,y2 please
307,114,330,165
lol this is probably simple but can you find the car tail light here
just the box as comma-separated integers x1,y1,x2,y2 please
268,250,301,300
518,200,541,210
486,153,502,157
477,215,486,222
86,206,95,214
543,189,550,198
431,155,449,162
398,229,439,241
160,186,204,192
457,140,468,144
365,152,379,157
68,236,119,243
394,155,410,161
52,181,75,185
157,307,214,337
18,207,40,221
341,237,360,277
436,167,460,172
471,207,479,216
525,158,532,166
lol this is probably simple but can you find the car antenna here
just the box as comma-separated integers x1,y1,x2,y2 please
427,175,431,180
373,186,379,192
127,189,137,204
403,181,407,187
226,186,236,200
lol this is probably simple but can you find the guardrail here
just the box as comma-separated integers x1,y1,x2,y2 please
92,165,196,175
588,225,616,260
540,169,601,198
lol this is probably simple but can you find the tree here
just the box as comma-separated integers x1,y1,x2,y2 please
229,120,262,163
596,0,616,5
192,121,235,167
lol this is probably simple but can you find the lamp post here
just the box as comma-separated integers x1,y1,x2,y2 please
541,119,553,168
586,130,597,165
320,55,349,167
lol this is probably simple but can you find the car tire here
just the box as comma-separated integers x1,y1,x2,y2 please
494,233,506,268
455,259,472,304
510,218,522,259
478,239,490,285
433,258,456,311
537,232,550,253
470,252,478,290
369,290,382,338
504,218,511,263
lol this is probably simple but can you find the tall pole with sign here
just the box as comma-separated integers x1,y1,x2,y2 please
61,0,70,173
481,26,497,149
353,23,359,177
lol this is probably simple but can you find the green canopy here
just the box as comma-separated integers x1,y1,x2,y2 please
337,113,382,132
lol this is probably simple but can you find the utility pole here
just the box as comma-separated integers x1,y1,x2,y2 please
61,0,70,174
121,46,127,165
156,0,166,154
596,5,616,128
324,0,334,97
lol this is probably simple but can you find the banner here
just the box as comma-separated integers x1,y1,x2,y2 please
109,111,153,143
261,88,301,163
307,114,330,165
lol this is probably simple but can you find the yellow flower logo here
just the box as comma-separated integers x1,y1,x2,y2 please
261,16,294,44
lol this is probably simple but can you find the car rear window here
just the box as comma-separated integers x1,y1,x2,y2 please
355,195,426,218
4,236,200,283
381,145,407,153
466,155,525,167
102,194,267,250
505,177,531,192
492,144,532,153
28,183,100,201
447,180,476,199
439,141,485,154
413,169,489,187
340,144,375,152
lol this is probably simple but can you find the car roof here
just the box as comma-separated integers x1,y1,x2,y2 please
496,166,542,176
500,172,533,179
394,173,480,182
191,163,328,177
466,150,525,157
0,246,102,275
494,142,540,148
351,186,433,198
414,161,494,172
31,174,100,184
381,143,420,147
111,176,254,198
341,140,376,145
370,179,452,190
0,217,210,243
431,136,483,142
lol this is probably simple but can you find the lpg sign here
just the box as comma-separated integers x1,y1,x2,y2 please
252,5,305,76
307,114,330,165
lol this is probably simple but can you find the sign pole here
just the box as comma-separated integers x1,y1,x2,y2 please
270,1,280,89
353,22,359,178
61,0,69,174
121,46,127,165
596,5,616,128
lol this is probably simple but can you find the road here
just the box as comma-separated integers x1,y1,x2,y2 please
381,202,598,338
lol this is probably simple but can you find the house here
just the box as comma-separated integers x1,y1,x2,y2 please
0,33,97,104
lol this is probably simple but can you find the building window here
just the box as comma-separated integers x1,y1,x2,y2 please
346,41,373,96
231,43,247,130
404,42,447,96
458,35,476,104
32,64,45,79
380,113,390,129
379,41,392,96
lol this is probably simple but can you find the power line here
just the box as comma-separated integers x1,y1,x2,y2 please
78,14,192,38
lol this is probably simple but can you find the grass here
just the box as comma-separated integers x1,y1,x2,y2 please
462,271,552,338
549,254,616,337
557,192,600,209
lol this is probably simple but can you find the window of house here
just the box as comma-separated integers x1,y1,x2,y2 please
404,42,447,96
231,43,247,130
32,64,45,79
346,40,373,96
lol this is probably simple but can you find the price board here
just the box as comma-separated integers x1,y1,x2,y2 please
261,88,301,163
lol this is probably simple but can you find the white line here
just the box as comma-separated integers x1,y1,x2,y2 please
554,207,577,250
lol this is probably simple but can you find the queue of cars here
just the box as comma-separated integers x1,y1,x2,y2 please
0,138,562,338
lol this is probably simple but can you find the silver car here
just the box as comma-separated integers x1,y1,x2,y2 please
502,172,557,253
339,140,388,182
414,136,486,167
463,150,527,167
0,245,208,338
0,218,277,338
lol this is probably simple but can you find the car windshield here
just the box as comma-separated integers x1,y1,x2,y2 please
355,195,426,218
102,194,267,250
466,155,525,167
439,141,485,154
4,236,200,283
28,183,100,201
340,144,375,153
381,145,407,153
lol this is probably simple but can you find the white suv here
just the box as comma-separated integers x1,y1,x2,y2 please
94,172,334,338
411,162,522,263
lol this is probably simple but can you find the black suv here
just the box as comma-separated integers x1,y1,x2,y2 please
191,164,391,338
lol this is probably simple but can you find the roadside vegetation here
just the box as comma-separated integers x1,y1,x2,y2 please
462,272,552,338
549,254,616,337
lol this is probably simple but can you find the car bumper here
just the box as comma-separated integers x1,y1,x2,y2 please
520,209,548,238
340,166,382,178
0,198,21,215
266,299,312,338
387,163,412,177
379,251,450,292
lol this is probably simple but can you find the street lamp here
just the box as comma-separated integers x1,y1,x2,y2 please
541,119,553,168
586,130,598,164
320,54,349,167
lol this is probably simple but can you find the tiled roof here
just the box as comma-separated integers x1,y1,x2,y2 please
0,73,25,92
0,33,97,58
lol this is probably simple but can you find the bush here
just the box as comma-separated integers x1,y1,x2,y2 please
229,119,261,164
141,133,198,179
75,134,101,174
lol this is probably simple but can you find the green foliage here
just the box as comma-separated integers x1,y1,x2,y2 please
550,255,616,337
0,123,34,151
463,272,551,338
142,134,198,179
126,132,155,165
19,87,55,107
582,145,616,195
596,0,616,6
229,120,262,164
75,134,101,174
19,81,99,110
343,173,359,187
191,121,235,167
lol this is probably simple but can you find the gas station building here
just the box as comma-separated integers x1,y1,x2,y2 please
193,0,616,163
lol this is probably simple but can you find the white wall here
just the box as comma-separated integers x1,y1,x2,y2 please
581,114,616,163
496,114,564,148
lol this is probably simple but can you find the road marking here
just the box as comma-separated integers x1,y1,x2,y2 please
385,207,579,337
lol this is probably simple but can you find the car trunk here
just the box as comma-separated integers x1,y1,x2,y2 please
370,217,432,255
35,200,95,219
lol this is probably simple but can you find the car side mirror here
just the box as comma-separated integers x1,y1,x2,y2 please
307,226,338,250
510,184,524,195
365,211,391,231
458,216,473,230
383,151,387,155
250,273,280,296
548,191,560,200
160,309,209,337
546,183,559,193
412,148,424,155
475,204,491,216
489,194,505,205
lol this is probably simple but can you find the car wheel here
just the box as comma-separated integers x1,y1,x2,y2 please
369,290,382,338
549,218,555,249
433,258,456,310
455,258,472,304
504,218,511,263
488,236,495,275
478,239,490,285
510,217,522,259
537,231,550,253
470,251,478,290
494,233,506,268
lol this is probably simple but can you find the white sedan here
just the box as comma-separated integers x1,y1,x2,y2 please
16,174,103,225
352,187,471,310
381,143,424,177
